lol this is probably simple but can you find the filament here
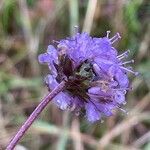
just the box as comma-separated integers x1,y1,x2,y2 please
110,33,121,44
120,66,139,75
106,31,111,38
117,50,130,59
120,60,134,65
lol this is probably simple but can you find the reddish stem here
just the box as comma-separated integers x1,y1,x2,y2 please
6,81,66,150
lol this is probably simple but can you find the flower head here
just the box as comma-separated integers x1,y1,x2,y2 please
38,30,138,122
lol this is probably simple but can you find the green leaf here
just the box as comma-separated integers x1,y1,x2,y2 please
144,142,150,150
124,0,143,33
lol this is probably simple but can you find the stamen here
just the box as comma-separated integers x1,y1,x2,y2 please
118,56,127,60
117,50,130,60
74,26,79,34
52,40,60,44
57,44,68,50
120,66,139,76
126,66,133,70
113,87,132,91
119,60,134,65
118,107,127,114
106,31,111,38
110,33,121,44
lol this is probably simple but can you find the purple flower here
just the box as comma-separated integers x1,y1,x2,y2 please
38,30,138,122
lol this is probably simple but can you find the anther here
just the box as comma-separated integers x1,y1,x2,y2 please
106,31,111,38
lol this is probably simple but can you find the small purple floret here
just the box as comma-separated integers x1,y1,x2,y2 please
38,30,137,122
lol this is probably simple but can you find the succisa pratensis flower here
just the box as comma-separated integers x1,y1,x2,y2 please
39,29,138,122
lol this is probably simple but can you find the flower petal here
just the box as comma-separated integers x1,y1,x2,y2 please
54,92,72,110
85,102,101,122
38,53,51,64
114,91,126,104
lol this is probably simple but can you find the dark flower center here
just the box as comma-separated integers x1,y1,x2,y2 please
55,55,95,100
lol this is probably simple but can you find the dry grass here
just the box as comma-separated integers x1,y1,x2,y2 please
0,0,149,149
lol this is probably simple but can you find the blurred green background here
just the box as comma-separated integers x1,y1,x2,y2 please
0,0,150,150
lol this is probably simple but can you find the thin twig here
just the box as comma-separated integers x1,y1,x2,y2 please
56,111,70,150
132,130,150,147
97,112,150,149
131,92,150,114
71,118,84,150
0,99,9,147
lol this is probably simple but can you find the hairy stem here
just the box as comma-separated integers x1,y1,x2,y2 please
6,81,66,150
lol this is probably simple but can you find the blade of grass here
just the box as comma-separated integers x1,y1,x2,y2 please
97,112,150,149
82,0,97,33
69,0,79,35
56,112,69,150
